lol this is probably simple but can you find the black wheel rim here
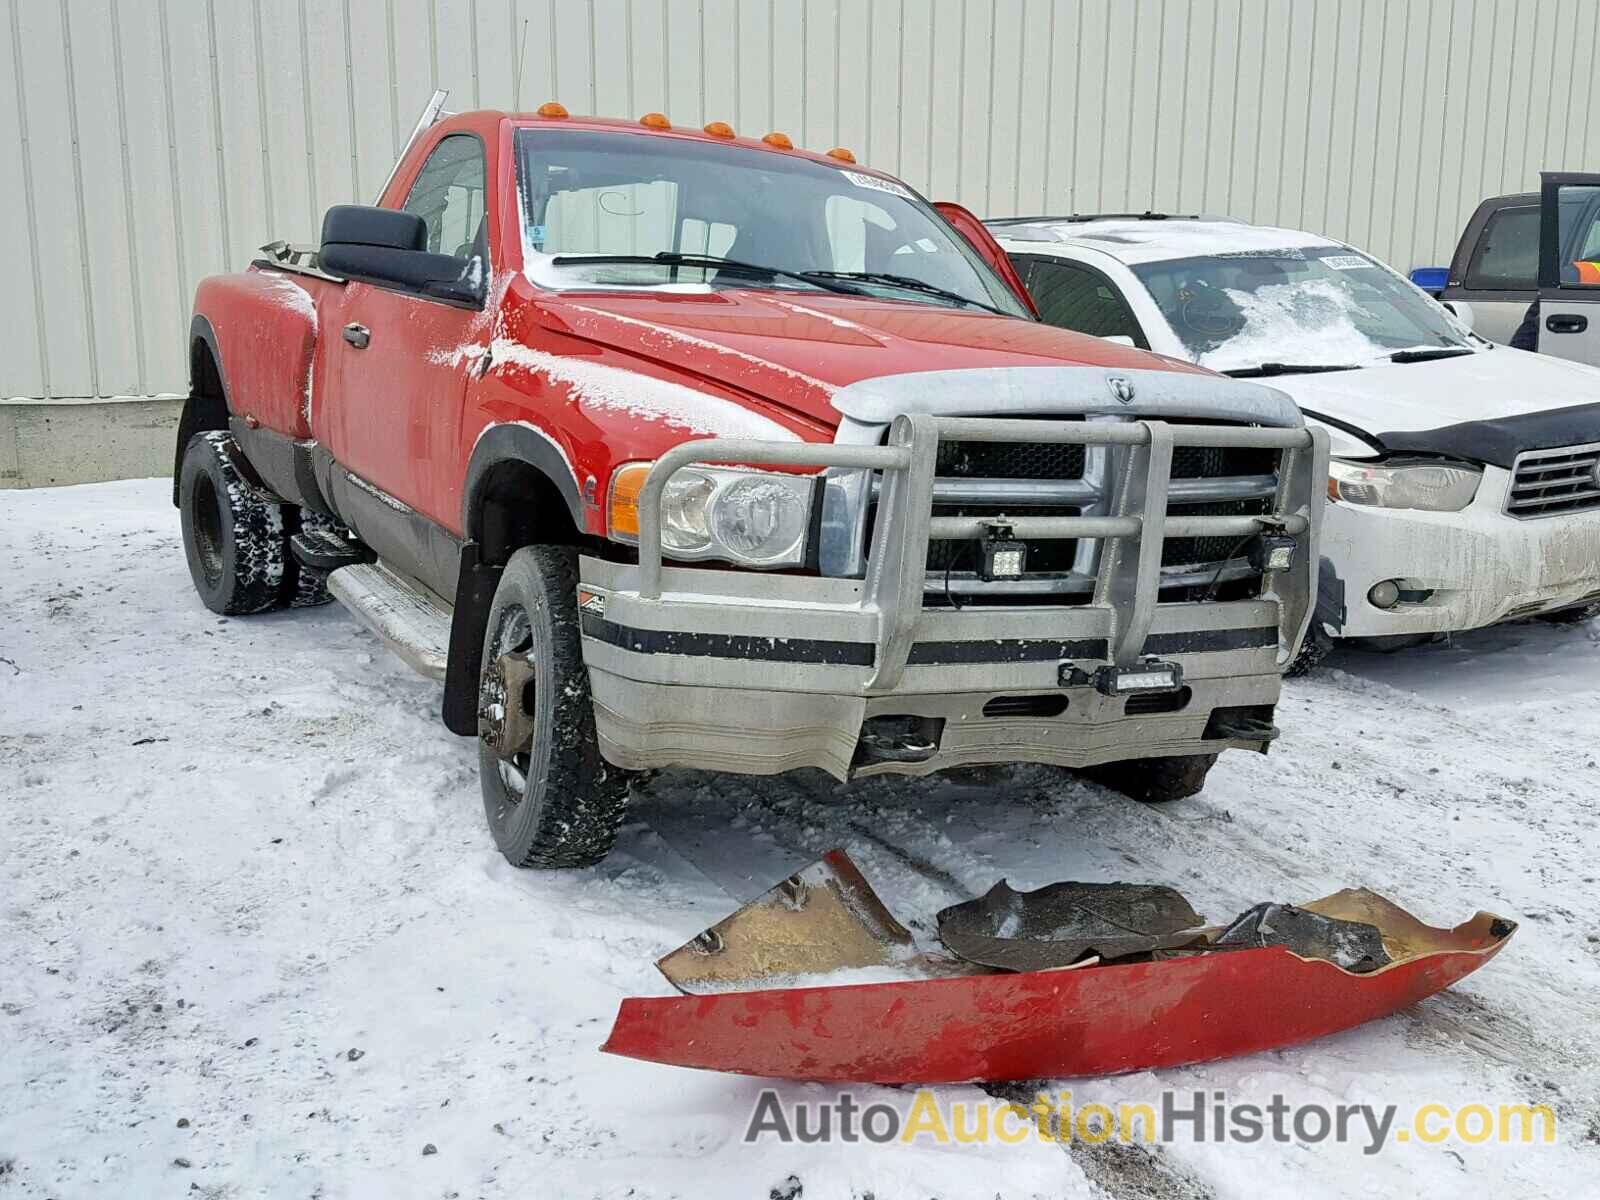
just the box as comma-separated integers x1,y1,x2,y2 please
192,473,224,589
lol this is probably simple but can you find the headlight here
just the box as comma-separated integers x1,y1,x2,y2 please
609,462,816,567
1327,458,1481,511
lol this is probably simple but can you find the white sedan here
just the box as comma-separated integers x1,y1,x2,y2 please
992,215,1600,665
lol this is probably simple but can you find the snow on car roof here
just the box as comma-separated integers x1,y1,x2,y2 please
993,217,1344,265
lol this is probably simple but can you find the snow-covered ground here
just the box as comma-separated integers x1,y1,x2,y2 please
3,478,1598,1199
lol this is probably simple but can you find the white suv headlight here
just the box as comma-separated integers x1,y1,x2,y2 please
1328,458,1481,512
609,462,817,567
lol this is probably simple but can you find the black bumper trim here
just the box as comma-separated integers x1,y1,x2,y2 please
1144,626,1278,655
583,614,1279,667
580,613,876,665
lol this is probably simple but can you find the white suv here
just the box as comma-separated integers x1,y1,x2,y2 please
993,214,1600,666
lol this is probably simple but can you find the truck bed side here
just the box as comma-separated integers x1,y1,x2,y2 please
192,266,341,441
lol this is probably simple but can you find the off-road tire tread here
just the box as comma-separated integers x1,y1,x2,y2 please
1285,624,1333,677
479,545,631,868
1088,753,1218,804
285,509,342,608
179,431,287,616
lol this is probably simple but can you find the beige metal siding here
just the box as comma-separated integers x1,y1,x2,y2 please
4,0,1597,400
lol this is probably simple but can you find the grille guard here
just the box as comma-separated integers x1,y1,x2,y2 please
633,413,1329,690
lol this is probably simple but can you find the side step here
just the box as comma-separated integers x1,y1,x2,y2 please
327,562,453,681
291,527,370,572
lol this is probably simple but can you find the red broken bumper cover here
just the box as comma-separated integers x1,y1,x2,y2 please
601,858,1515,1085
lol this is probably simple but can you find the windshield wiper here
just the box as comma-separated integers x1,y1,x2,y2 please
799,269,1013,317
1388,347,1476,363
1221,362,1362,378
547,252,852,294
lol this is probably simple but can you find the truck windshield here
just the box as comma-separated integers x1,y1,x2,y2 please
1130,247,1474,371
514,127,1030,317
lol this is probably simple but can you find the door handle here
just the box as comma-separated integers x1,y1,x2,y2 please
1546,313,1588,334
342,323,371,348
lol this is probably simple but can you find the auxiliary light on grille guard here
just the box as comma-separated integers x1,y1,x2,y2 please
601,850,1516,1084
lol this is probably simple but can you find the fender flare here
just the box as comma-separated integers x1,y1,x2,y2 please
173,314,233,503
460,423,587,538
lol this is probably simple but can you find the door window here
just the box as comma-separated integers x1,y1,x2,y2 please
403,134,488,259
1552,184,1600,286
1017,257,1148,347
1464,206,1538,290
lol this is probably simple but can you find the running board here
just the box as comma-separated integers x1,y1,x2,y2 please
327,562,452,681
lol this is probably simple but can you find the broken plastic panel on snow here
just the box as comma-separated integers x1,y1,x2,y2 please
607,849,1517,1083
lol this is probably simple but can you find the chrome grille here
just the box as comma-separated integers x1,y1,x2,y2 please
1506,443,1600,518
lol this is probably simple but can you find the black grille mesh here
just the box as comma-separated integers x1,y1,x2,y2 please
937,441,1087,480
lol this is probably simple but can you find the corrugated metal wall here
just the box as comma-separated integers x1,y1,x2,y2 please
5,0,1597,400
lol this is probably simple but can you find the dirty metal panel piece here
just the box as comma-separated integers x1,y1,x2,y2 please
936,880,1208,971
657,849,934,994
1210,902,1391,973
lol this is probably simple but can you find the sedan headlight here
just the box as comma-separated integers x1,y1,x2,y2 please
609,462,816,567
1327,458,1481,512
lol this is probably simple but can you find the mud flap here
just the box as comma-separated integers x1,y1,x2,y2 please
603,852,1517,1084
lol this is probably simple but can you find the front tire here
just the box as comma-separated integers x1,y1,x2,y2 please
476,545,630,868
1086,753,1218,804
178,431,287,615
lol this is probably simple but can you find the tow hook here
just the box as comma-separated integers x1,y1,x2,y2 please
477,653,537,762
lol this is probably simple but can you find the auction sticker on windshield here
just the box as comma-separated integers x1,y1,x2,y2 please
1322,255,1374,270
843,170,914,199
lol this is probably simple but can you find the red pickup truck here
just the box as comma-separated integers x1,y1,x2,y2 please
176,94,1326,869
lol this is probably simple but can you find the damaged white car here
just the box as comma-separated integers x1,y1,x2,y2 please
993,215,1600,667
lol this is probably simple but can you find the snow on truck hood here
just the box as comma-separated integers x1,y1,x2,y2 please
1268,347,1600,465
533,289,1216,431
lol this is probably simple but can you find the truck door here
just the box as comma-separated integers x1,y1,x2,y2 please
1439,195,1539,345
324,131,491,550
1536,172,1600,365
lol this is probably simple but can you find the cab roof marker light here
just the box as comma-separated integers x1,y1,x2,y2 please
536,101,569,119
640,112,671,130
826,147,856,162
762,131,794,149
703,121,736,138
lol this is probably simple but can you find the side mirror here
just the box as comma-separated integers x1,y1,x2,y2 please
319,205,483,306
1440,299,1475,332
1409,266,1449,297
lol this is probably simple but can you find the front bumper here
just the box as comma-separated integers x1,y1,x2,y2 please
582,412,1327,779
1319,465,1600,638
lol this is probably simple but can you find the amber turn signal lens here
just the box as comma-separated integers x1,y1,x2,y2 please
826,146,856,162
536,101,569,118
703,120,735,138
608,463,652,540
761,131,794,149
639,112,671,129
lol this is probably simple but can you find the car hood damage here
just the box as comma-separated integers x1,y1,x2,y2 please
603,849,1515,1084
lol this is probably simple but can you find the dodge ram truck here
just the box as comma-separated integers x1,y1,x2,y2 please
176,93,1327,869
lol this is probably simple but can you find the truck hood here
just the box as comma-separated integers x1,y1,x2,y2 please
532,288,1211,429
1269,346,1600,465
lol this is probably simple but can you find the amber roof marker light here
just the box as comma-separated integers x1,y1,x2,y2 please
826,147,856,162
640,112,671,129
536,101,569,119
703,121,736,138
761,131,794,149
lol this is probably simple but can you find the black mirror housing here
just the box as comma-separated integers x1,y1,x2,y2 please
318,204,483,306
320,205,427,252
